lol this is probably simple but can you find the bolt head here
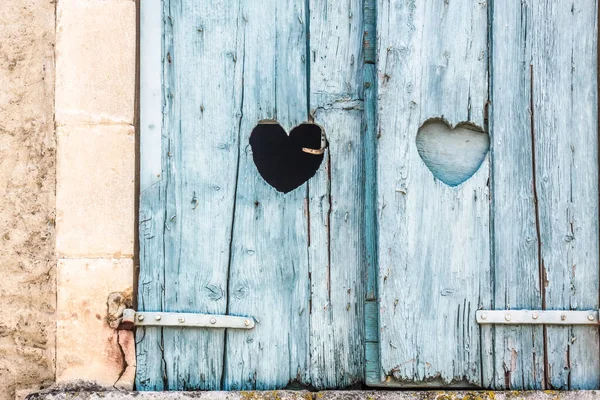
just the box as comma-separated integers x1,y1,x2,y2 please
504,314,512,322
178,317,185,323
137,315,144,321
210,317,217,324
561,313,567,321
155,315,162,321
588,314,595,321
244,319,251,326
532,312,539,320
480,313,487,320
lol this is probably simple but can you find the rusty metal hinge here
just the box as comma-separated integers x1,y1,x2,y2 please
476,310,599,325
122,309,255,329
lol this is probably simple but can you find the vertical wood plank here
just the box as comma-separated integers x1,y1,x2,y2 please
136,0,166,390
487,1,599,389
307,0,366,389
484,1,545,389
223,0,311,390
158,0,243,389
532,1,599,390
375,0,490,386
363,0,380,383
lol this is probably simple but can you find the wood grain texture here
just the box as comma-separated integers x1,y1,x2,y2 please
307,0,366,388
138,0,244,389
137,0,166,390
375,0,490,386
485,0,599,390
222,0,311,390
534,1,599,389
139,0,372,390
483,0,552,389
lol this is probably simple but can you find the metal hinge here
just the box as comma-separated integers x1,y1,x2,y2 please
122,309,255,329
476,310,599,325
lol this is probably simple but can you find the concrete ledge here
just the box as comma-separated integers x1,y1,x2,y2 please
25,389,600,400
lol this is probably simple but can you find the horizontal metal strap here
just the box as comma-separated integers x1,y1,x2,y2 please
476,310,599,325
122,309,255,329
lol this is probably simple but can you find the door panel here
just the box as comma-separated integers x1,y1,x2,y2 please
138,0,365,390
370,0,599,390
372,0,491,387
486,1,599,389
307,0,366,388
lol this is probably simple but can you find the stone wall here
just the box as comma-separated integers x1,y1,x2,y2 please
1,0,138,397
0,0,56,398
54,0,136,390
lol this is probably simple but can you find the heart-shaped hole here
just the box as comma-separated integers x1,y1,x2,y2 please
250,121,325,193
416,118,490,187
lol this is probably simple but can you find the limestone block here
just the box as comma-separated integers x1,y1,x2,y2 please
56,0,136,124
56,258,135,387
56,124,135,258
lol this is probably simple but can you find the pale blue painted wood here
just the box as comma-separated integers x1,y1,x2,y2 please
139,0,162,192
533,2,599,388
482,1,545,389
137,0,243,390
485,0,599,390
374,0,491,387
222,0,311,390
136,0,166,390
307,0,366,388
363,0,380,384
139,0,369,391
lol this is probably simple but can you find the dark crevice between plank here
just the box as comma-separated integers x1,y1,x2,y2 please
221,6,246,390
326,151,333,307
363,0,380,386
305,0,311,120
484,0,494,389
529,64,549,390
304,0,314,380
597,0,600,381
133,0,141,314
160,1,174,390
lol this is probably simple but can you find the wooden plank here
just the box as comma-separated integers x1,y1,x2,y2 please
363,0,379,383
375,0,490,386
483,1,547,390
139,0,162,193
530,1,599,390
136,0,166,390
222,0,311,390
306,0,365,389
486,1,599,389
481,3,546,385
137,0,245,390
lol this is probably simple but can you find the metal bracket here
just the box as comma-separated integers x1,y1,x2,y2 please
476,310,599,325
122,309,255,329
302,129,328,155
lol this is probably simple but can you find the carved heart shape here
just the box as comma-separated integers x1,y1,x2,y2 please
250,122,324,193
416,119,490,187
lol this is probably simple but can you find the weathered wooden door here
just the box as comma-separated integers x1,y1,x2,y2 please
366,0,599,390
138,0,599,392
138,0,366,390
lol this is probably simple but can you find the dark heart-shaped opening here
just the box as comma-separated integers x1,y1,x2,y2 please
250,122,324,193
